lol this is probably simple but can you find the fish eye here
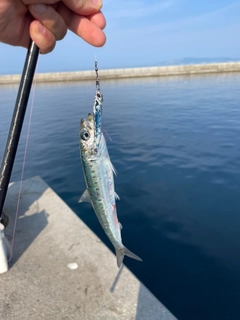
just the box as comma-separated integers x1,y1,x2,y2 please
81,130,90,141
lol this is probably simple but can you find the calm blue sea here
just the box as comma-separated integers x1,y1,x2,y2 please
1,73,240,320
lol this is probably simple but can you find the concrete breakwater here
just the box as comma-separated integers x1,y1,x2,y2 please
1,62,240,84
1,176,177,320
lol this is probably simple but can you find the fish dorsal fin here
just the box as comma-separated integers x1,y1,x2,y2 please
78,189,91,203
114,192,120,201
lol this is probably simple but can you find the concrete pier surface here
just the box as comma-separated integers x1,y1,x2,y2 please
0,62,240,84
0,176,177,320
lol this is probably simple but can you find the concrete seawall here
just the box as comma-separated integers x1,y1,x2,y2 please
1,176,177,320
1,62,240,84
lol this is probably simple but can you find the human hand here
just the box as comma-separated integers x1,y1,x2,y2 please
0,0,106,54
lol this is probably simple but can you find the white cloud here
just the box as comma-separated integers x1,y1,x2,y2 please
104,0,240,37
99,0,240,68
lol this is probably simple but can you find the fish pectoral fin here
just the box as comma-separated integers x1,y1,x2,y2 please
114,191,120,200
78,189,91,203
115,246,142,268
119,222,123,229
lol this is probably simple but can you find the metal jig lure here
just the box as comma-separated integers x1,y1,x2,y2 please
93,60,103,147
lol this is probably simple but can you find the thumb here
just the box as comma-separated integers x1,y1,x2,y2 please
62,0,103,15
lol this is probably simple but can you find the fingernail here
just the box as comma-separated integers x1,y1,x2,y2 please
92,0,102,6
30,4,47,14
37,22,46,34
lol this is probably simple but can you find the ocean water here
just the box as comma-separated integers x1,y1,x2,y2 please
1,73,240,320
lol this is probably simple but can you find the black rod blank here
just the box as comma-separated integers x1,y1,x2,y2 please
0,41,39,222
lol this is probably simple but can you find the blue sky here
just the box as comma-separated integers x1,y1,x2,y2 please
0,0,240,74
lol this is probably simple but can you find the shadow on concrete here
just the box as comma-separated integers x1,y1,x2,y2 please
3,177,49,268
110,264,124,292
8,210,48,267
108,262,176,319
136,283,177,320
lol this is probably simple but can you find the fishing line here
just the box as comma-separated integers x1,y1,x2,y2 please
103,128,112,141
8,63,38,262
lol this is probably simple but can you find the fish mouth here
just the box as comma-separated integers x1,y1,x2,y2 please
80,118,86,130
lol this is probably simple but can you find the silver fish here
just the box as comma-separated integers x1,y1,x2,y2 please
79,98,142,268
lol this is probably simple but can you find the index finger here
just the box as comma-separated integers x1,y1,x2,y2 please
62,0,103,15
58,3,106,46
23,0,103,16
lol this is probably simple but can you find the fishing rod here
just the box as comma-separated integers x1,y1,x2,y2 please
0,40,39,228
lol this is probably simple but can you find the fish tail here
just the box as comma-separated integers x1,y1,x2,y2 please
116,246,142,268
